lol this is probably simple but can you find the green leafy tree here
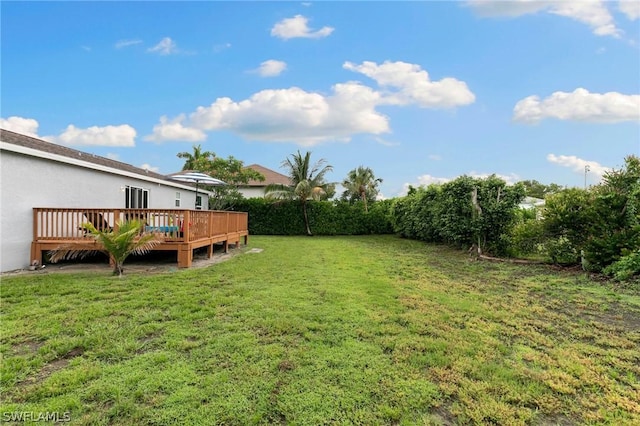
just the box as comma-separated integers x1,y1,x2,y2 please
177,144,215,170
584,155,640,271
341,166,383,212
50,220,162,277
391,175,524,255
177,147,264,210
519,180,563,199
265,151,333,236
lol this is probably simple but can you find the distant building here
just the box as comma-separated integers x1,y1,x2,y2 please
239,164,292,199
518,196,545,210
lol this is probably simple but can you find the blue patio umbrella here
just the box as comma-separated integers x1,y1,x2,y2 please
168,171,226,209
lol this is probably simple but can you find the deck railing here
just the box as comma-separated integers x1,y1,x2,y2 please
33,208,247,241
32,208,249,267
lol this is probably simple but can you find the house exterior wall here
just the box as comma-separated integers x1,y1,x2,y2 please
0,150,206,272
238,187,267,199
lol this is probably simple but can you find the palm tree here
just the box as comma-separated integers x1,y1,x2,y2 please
49,220,162,276
265,151,333,236
177,144,215,170
341,166,383,212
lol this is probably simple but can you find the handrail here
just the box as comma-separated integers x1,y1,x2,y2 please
32,208,248,242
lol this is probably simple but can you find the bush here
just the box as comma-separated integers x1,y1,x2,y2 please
603,249,640,281
544,236,580,265
507,217,545,258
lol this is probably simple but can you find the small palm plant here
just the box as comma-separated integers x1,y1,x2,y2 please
50,219,162,277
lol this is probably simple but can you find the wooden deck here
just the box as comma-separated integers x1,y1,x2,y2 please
31,208,248,268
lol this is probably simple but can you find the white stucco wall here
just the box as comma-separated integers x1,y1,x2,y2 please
238,187,267,199
0,148,208,272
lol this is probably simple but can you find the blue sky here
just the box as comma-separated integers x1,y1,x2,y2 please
2,1,639,198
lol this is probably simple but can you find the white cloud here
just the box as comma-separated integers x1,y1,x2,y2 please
105,153,120,161
213,42,231,52
254,60,287,77
417,174,451,185
1,116,138,147
467,0,622,37
428,154,443,161
147,60,475,145
144,115,206,143
468,171,520,184
271,15,334,39
115,39,142,49
0,116,40,137
81,45,91,52
147,37,178,55
373,136,400,147
400,170,519,196
513,88,640,123
43,124,136,146
343,61,475,108
140,163,160,173
547,154,611,180
183,83,388,145
620,0,640,20
47,124,137,147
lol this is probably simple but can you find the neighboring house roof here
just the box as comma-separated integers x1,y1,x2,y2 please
0,128,201,191
244,164,292,187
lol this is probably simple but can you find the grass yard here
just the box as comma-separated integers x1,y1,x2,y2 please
1,235,639,425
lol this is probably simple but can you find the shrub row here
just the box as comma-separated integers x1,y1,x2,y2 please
390,175,525,255
232,199,394,236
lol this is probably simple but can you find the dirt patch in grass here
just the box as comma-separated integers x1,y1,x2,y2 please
2,244,252,277
12,339,44,356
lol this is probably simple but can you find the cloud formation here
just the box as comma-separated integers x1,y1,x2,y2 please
271,15,334,39
186,83,388,145
140,163,160,173
115,39,143,49
619,0,640,20
547,153,611,179
254,60,287,77
1,116,137,147
46,124,137,147
467,0,621,37
144,115,206,143
513,88,640,123
147,37,178,55
146,60,475,145
0,116,40,137
344,61,476,108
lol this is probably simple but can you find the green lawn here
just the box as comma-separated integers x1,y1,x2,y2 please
1,235,639,425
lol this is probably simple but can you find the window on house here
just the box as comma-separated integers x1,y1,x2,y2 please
196,195,203,210
175,192,181,207
125,186,149,208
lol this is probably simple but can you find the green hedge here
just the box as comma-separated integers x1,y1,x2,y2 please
231,199,394,235
390,175,525,255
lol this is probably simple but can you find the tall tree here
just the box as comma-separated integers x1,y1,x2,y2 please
177,144,215,170
265,151,333,236
518,179,563,199
341,166,383,212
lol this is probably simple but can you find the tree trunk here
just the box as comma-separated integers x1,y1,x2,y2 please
361,190,368,213
113,263,124,277
302,202,313,236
